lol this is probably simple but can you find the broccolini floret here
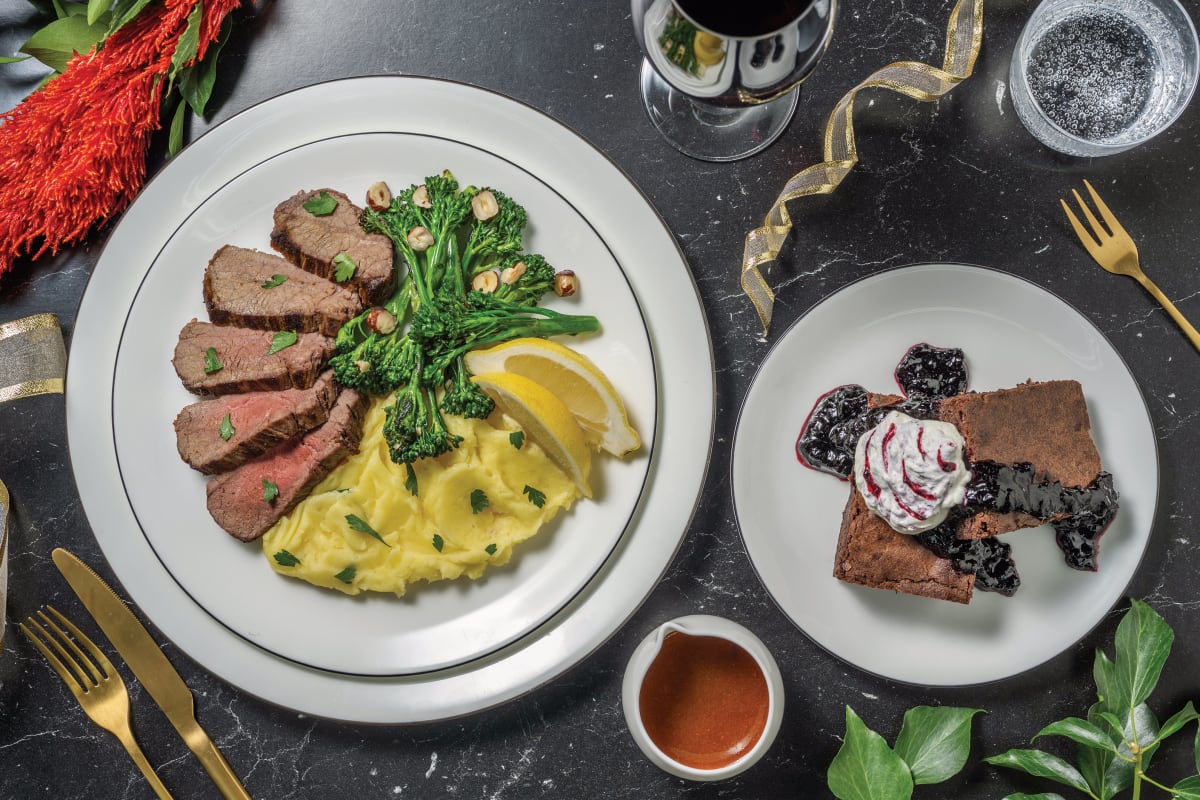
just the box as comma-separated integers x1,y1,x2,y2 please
332,170,599,464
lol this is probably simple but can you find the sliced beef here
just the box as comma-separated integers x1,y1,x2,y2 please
173,319,333,396
270,188,394,305
174,371,339,475
205,388,369,541
203,245,362,337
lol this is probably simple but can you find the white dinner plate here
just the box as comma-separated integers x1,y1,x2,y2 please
68,77,714,721
732,264,1157,686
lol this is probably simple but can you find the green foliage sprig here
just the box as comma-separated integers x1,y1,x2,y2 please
986,599,1200,799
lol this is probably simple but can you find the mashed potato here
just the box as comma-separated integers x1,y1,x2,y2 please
261,397,581,596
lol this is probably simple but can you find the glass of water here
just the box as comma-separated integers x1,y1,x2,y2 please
1009,0,1199,156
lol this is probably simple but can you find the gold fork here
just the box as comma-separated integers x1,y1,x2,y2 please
1061,179,1200,353
20,607,174,800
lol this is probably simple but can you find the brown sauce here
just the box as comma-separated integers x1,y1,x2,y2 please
638,632,770,770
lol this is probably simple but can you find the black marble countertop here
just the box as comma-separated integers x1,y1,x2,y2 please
3,0,1200,797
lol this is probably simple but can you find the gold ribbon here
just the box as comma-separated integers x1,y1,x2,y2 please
0,313,66,401
1,479,9,651
740,0,985,334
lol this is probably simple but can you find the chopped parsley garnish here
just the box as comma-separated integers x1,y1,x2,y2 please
333,252,357,282
509,431,525,449
273,549,301,567
432,533,444,552
485,543,497,556
203,347,223,374
334,564,356,584
470,489,489,514
267,330,298,355
218,413,235,441
404,463,418,496
261,273,289,289
262,478,279,503
523,485,547,508
303,191,338,216
345,514,390,547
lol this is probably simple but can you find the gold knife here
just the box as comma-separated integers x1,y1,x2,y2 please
52,547,252,800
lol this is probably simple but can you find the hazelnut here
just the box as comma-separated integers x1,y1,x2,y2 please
366,181,392,211
472,189,499,221
471,270,500,293
407,226,434,251
365,307,397,335
553,270,578,297
412,184,432,209
500,261,526,285
354,360,371,373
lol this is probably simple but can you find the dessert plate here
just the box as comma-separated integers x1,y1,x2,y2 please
732,264,1157,686
67,77,714,721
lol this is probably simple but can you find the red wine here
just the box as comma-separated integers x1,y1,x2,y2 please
676,0,815,38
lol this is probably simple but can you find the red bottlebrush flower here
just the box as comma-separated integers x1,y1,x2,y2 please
0,0,243,279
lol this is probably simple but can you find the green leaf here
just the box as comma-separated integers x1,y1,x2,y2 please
1195,721,1200,773
177,15,230,116
1114,599,1173,710
1001,795,1068,800
303,191,338,216
334,564,356,584
0,55,30,64
273,549,300,567
404,463,418,496
431,533,444,552
1094,647,1121,712
261,274,289,289
203,346,223,374
984,749,1092,793
1078,703,1134,800
1174,776,1200,800
509,431,525,449
20,14,106,72
827,706,914,800
1158,701,1199,743
168,0,202,82
485,543,497,555
333,253,357,282
345,514,389,547
86,0,106,26
218,413,235,441
267,331,298,355
1034,717,1119,754
262,478,279,503
523,485,546,508
107,0,153,34
893,706,982,785
470,489,489,514
168,98,186,157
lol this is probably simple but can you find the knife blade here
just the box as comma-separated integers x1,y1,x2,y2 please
52,547,252,800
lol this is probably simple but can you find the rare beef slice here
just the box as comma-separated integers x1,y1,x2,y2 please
173,319,333,395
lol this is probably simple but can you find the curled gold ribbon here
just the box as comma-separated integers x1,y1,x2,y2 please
0,480,9,650
0,313,66,401
741,0,985,334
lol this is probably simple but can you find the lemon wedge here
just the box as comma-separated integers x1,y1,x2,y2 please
471,371,593,497
693,31,725,67
465,338,641,457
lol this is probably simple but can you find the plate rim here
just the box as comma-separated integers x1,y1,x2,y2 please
730,261,1159,687
65,74,716,722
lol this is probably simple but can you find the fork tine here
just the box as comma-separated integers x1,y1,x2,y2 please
1060,199,1104,259
1070,188,1110,240
1083,179,1130,238
19,619,86,693
38,607,106,686
45,606,114,682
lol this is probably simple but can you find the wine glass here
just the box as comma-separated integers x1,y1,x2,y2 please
631,0,838,161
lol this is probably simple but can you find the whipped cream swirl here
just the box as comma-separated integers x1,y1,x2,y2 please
853,410,970,534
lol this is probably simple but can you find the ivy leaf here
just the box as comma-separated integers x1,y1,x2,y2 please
1195,722,1200,774
218,413,235,441
267,331,298,355
273,550,300,567
1001,795,1068,800
1158,701,1199,743
334,564,356,584
984,749,1092,793
1174,776,1200,800
1034,717,1119,754
303,191,337,216
1077,703,1134,800
20,14,106,72
1113,598,1173,711
523,485,546,509
509,431,524,449
1094,647,1121,712
333,253,357,282
404,463,418,496
345,514,390,547
827,706,914,800
893,706,983,785
470,489,489,514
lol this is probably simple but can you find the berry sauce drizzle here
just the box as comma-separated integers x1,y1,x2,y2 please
795,343,1118,595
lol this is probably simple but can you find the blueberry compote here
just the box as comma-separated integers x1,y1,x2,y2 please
795,343,1118,596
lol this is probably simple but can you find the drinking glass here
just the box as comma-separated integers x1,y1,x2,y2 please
1009,0,1199,156
631,0,838,161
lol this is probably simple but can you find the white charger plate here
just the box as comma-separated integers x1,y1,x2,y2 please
732,264,1157,686
68,77,714,721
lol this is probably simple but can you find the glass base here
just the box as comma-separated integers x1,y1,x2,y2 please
638,60,799,162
